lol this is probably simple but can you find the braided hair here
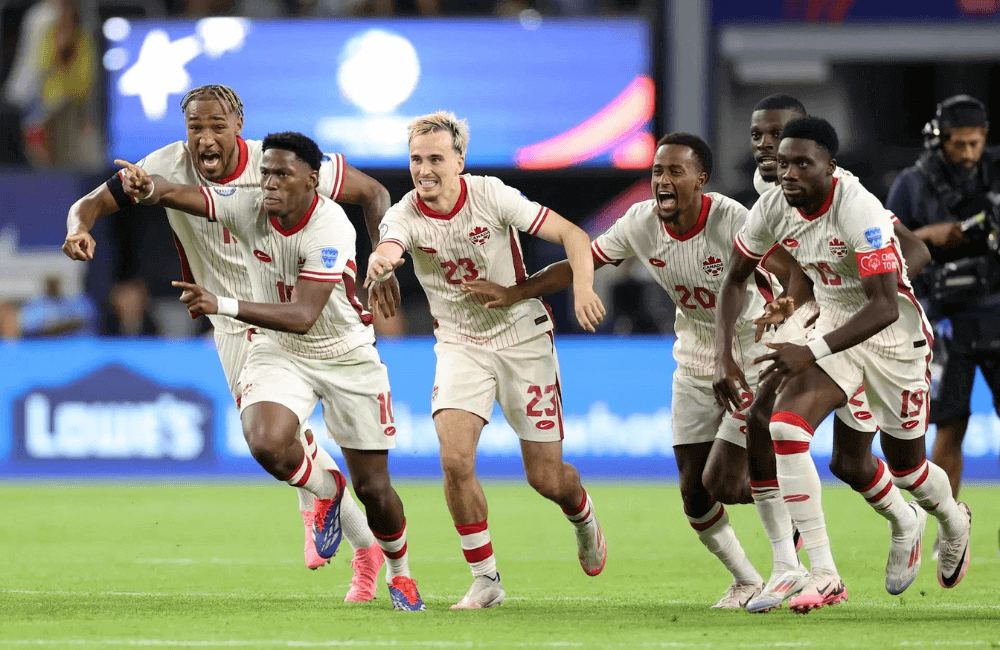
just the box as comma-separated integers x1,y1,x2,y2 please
180,85,244,120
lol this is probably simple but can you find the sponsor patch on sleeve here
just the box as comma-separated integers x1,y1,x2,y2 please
213,187,237,197
856,247,898,277
321,247,338,268
864,226,882,249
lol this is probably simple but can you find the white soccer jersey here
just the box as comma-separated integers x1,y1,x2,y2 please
592,193,778,375
379,175,553,350
737,176,932,360
754,165,902,226
129,137,347,333
203,187,375,360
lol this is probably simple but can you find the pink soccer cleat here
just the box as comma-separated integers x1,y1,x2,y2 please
344,543,385,603
301,510,331,570
788,569,848,614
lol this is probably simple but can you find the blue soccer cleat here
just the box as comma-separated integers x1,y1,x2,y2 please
388,576,426,611
312,470,347,560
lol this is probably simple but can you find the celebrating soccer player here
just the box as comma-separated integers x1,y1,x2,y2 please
116,132,426,611
62,85,389,600
365,111,607,610
714,117,973,614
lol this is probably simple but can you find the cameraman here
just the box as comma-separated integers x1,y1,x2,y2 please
886,94,1000,506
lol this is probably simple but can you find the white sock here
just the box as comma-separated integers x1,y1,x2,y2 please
771,412,837,574
284,449,340,500
374,519,410,581
298,428,375,551
890,458,966,539
750,479,798,569
688,502,761,584
562,489,596,530
456,519,498,578
856,458,916,535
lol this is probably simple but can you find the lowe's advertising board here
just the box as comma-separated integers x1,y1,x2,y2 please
1,337,998,479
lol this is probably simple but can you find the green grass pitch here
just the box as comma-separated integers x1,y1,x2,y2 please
1,480,998,648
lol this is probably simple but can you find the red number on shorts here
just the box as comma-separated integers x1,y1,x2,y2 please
849,384,866,407
900,389,925,418
377,392,394,424
276,281,294,303
526,384,558,417
809,262,842,286
441,258,479,284
674,285,716,310
731,391,755,420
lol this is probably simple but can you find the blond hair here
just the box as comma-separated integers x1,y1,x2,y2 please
407,111,469,156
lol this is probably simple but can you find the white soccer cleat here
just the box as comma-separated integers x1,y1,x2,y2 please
576,519,607,577
450,573,505,610
746,564,809,613
937,502,972,589
788,569,848,614
710,579,763,610
886,502,927,595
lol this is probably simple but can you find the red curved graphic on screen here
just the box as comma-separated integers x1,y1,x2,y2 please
515,75,655,170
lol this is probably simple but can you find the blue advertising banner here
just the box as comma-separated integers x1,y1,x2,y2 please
1,337,997,479
103,18,653,170
714,0,1000,24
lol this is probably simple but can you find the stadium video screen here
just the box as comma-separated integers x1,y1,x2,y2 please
103,17,652,170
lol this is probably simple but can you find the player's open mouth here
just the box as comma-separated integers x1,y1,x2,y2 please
656,191,677,210
757,155,776,169
418,178,437,189
200,152,222,173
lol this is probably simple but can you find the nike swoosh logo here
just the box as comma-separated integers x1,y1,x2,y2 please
941,542,968,587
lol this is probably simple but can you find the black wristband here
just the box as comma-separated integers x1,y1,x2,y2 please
105,171,134,210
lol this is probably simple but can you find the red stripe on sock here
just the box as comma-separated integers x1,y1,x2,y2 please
568,505,591,523
462,543,494,564
562,489,589,516
304,429,314,445
749,479,779,490
689,505,725,532
373,518,407,542
859,458,886,494
888,459,927,479
456,520,488,536
383,542,407,560
773,440,810,455
867,482,894,503
771,411,815,435
908,464,930,490
283,454,309,484
294,457,313,487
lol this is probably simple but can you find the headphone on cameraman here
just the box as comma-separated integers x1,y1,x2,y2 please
923,95,990,150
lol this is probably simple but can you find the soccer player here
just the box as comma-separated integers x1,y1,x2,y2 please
116,132,426,612
365,111,607,610
742,94,935,612
459,132,811,609
62,85,388,601
714,117,973,614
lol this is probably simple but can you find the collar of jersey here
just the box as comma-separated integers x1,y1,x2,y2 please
214,137,249,185
270,192,319,237
796,177,838,221
416,177,468,220
663,193,712,241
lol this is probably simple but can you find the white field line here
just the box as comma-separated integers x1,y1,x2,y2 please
3,589,1000,611
4,640,1000,649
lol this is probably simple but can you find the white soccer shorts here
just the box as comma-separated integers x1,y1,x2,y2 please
671,372,750,448
431,333,564,443
214,328,255,403
238,339,397,451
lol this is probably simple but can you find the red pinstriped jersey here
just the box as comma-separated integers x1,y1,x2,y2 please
203,188,374,360
592,193,779,376
379,175,553,350
131,137,347,333
738,175,932,359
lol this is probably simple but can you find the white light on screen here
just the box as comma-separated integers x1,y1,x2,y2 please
195,17,250,59
103,47,128,71
102,17,131,42
337,29,420,114
118,30,202,121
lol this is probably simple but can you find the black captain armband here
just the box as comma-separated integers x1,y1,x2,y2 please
106,171,134,210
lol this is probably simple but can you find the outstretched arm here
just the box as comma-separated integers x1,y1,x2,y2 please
64,183,121,261
116,160,210,218
460,258,597,310
712,247,758,411
173,278,334,335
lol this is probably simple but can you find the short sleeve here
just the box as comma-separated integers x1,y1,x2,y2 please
299,209,353,283
378,204,412,254
317,152,346,201
591,210,637,266
490,177,550,235
841,186,900,277
734,195,777,261
201,186,260,237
